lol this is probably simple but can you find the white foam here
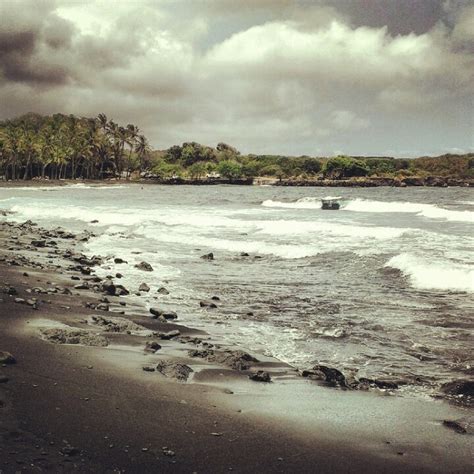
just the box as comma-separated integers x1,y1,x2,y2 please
344,199,474,223
137,228,321,259
0,183,128,191
262,197,474,223
262,197,321,209
386,253,474,292
10,204,146,226
254,219,410,240
8,202,254,231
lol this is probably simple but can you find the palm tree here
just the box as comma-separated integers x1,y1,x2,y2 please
135,134,151,176
0,112,153,181
125,124,139,177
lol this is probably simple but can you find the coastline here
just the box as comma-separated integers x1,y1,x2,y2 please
0,174,472,189
0,218,472,472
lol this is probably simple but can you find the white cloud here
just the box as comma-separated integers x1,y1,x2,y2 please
0,0,473,156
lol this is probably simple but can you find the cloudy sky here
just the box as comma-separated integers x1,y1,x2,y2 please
1,0,473,156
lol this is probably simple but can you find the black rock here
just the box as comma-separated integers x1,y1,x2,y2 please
201,252,214,260
156,360,193,381
115,285,130,296
31,240,46,247
157,330,181,340
441,380,474,406
189,349,258,371
188,349,214,358
157,287,170,295
1,286,17,295
443,418,473,434
101,281,116,295
144,341,162,353
441,380,474,397
303,365,348,387
149,308,177,320
249,371,271,382
357,378,399,390
135,261,153,272
114,257,127,264
200,300,217,308
0,351,16,364
139,283,150,292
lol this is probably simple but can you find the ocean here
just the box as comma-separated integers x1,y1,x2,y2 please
1,183,473,398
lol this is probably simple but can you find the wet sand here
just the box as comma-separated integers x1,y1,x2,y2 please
0,217,472,473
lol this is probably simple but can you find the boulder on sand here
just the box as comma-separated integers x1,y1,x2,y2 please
157,330,181,340
249,370,271,382
149,308,177,320
302,365,348,387
188,348,258,371
156,360,193,381
89,315,148,334
101,281,129,296
41,328,108,347
442,417,474,435
0,351,16,364
139,283,150,292
144,341,162,353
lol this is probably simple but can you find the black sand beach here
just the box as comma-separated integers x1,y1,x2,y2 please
0,215,472,473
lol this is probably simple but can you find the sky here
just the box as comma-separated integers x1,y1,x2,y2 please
0,0,473,156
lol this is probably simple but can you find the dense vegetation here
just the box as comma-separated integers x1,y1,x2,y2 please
0,113,150,180
0,113,472,181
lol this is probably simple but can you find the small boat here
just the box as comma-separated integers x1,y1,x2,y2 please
321,196,343,210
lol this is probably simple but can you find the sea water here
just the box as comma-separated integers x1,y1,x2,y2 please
1,183,473,396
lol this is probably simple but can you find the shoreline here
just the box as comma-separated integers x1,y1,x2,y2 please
0,218,472,472
0,175,472,188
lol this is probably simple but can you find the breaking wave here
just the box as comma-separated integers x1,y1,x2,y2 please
386,253,474,292
344,199,474,222
254,219,411,240
262,197,474,223
262,197,321,209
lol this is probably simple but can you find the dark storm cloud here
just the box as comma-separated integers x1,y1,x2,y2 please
0,0,472,156
327,0,445,35
0,31,36,55
0,29,70,85
0,1,74,86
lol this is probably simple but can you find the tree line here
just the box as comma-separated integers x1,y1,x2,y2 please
0,113,150,180
0,113,472,181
